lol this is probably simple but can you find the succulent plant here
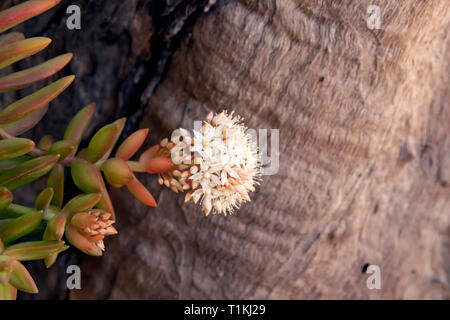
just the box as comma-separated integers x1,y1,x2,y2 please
0,0,170,300
0,0,261,300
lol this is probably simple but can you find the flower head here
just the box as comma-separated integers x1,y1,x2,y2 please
157,110,261,215
65,209,117,256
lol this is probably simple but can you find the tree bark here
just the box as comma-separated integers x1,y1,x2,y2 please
3,0,450,299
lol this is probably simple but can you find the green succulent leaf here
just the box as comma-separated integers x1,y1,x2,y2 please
96,175,115,220
102,158,133,186
0,53,73,92
86,118,126,163
0,37,51,70
71,159,102,193
0,282,17,300
0,203,35,220
47,164,64,208
3,240,67,261
0,75,75,125
62,193,102,221
0,156,32,171
1,105,48,136
9,260,38,294
0,255,12,285
0,32,24,50
0,187,12,214
0,210,43,245
37,135,53,152
0,138,35,161
64,103,95,154
46,140,75,161
35,187,54,211
0,155,59,191
0,0,62,33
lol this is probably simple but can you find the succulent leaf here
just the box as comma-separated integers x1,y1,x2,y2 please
0,75,74,125
62,193,102,222
0,32,24,50
0,156,32,171
0,155,59,191
0,282,17,300
37,135,53,151
9,260,38,294
116,128,149,161
0,255,12,285
46,140,75,161
70,159,102,193
101,158,133,186
0,187,12,214
1,105,48,136
0,203,35,220
0,138,34,161
34,187,54,211
0,37,51,70
63,103,95,154
86,118,126,163
126,177,157,207
0,0,62,33
0,210,43,245
0,53,73,92
96,175,115,220
3,240,66,261
47,164,64,208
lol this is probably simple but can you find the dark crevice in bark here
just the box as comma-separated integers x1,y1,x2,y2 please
115,0,222,136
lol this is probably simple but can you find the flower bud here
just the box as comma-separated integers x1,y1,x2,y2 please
138,144,159,164
66,209,116,256
145,156,173,174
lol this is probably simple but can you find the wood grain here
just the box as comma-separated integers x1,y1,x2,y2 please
71,0,450,299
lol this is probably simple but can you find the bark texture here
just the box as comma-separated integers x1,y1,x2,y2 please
2,0,450,299
75,0,450,299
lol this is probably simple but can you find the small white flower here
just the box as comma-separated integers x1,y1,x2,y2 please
166,110,261,215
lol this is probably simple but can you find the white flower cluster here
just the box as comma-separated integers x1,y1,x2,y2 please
170,111,261,215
